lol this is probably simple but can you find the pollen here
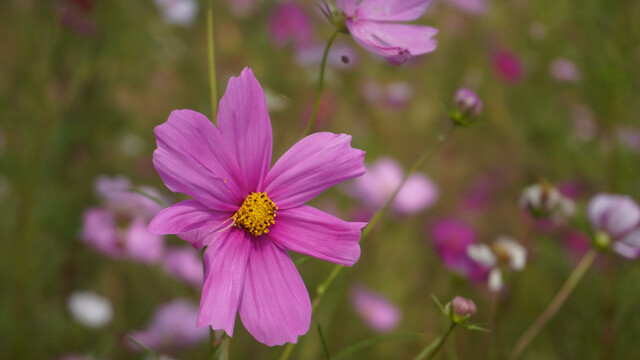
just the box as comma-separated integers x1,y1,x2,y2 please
233,192,278,236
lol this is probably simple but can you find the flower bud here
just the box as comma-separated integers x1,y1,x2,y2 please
454,88,482,117
452,296,477,318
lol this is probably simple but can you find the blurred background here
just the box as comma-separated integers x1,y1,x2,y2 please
1,0,640,359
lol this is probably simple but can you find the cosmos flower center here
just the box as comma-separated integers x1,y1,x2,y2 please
233,192,278,236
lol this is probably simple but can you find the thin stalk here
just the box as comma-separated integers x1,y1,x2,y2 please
279,125,456,360
301,29,339,137
508,249,598,360
414,322,456,360
207,0,218,123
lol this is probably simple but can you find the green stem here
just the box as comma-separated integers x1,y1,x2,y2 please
279,125,456,360
414,322,456,360
508,249,598,360
301,29,339,137
207,0,218,123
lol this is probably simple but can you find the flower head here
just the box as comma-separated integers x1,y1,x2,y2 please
519,183,575,220
269,2,312,49
128,299,209,351
331,0,438,65
351,286,401,333
492,50,524,84
163,247,204,287
430,219,489,281
588,194,640,258
347,156,438,216
154,0,198,26
451,296,477,318
148,68,366,346
550,57,581,83
81,176,165,262
467,236,526,292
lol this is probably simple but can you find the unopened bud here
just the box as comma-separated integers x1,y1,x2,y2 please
454,88,482,117
451,296,477,318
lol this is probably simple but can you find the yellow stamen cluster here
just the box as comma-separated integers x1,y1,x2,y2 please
233,192,278,236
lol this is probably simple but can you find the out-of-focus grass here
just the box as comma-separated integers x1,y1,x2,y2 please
1,0,639,359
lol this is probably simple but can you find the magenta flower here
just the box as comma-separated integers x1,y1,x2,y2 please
81,176,165,262
148,68,366,346
351,286,401,333
163,247,204,287
128,299,209,351
269,2,312,49
346,157,438,216
492,50,524,84
335,0,438,65
430,219,489,281
588,194,640,259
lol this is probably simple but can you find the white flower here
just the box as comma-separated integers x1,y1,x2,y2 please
68,291,113,328
467,244,496,267
154,0,198,26
494,237,527,271
519,183,575,220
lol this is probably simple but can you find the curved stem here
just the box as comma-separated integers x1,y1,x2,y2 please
301,29,339,137
414,322,456,360
207,0,218,123
508,248,598,360
279,125,456,360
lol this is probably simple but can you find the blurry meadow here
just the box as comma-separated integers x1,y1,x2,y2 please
2,0,640,359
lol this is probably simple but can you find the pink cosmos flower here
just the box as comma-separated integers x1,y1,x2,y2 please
588,194,640,259
430,219,489,281
269,2,312,49
163,247,204,287
351,286,401,333
81,176,165,262
550,57,581,83
148,68,366,346
492,50,524,84
346,157,438,216
128,299,209,351
335,0,438,65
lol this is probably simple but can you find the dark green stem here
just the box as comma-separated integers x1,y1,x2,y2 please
414,322,457,360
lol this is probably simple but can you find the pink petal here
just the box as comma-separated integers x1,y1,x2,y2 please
125,217,165,263
354,0,432,21
336,0,358,14
197,229,252,336
148,200,233,250
588,194,613,230
347,20,437,65
393,173,438,214
239,239,311,346
621,229,640,248
153,110,243,211
613,241,640,259
268,205,365,266
264,132,365,209
217,67,272,193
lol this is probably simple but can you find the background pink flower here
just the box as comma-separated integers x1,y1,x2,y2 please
351,285,401,333
269,2,312,49
588,194,640,259
163,247,204,287
492,50,524,84
430,218,489,281
128,299,209,351
346,156,438,216
336,0,438,65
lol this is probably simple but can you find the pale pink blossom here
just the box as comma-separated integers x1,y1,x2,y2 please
352,286,401,333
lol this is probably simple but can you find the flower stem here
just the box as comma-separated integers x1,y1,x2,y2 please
508,248,598,360
414,322,457,360
279,125,456,360
301,29,339,138
207,0,218,123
